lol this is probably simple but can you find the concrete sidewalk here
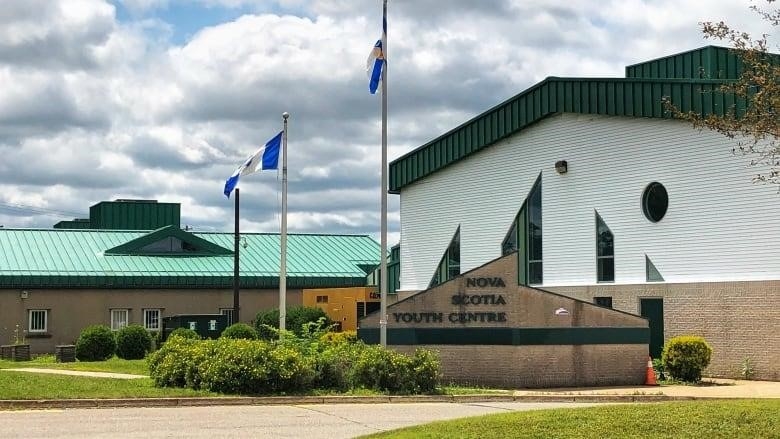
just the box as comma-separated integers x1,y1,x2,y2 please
514,378,780,399
2,368,148,379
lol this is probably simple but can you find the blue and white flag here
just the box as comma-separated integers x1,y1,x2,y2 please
366,8,386,94
223,131,283,198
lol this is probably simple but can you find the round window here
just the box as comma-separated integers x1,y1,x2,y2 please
642,182,668,222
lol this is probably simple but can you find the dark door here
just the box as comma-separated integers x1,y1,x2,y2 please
640,298,664,359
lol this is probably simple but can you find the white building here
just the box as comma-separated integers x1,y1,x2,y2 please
388,46,780,380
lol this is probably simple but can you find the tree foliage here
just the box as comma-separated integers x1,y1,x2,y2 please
665,0,779,184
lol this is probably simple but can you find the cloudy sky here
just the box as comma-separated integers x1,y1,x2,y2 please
0,0,773,243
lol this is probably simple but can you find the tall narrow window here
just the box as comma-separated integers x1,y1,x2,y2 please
527,176,542,284
596,212,614,282
143,309,161,331
500,174,542,286
28,309,48,333
111,309,129,331
429,227,461,288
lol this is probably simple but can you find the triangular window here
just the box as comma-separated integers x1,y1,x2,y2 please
429,227,460,288
646,255,664,282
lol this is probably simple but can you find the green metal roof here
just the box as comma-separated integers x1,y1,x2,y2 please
625,46,743,80
0,228,380,289
388,45,778,193
89,200,181,230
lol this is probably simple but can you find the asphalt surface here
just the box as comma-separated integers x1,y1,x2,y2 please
0,402,600,438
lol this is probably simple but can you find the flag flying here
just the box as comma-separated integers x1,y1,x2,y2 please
223,131,283,198
366,7,387,94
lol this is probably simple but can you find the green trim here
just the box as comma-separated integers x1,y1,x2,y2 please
358,327,649,345
389,75,746,193
0,275,369,289
104,225,233,256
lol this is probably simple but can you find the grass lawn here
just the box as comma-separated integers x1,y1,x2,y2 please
0,355,149,375
360,400,780,439
0,371,216,399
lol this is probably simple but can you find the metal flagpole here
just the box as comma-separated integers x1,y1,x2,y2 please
280,112,289,332
379,0,388,347
233,188,240,323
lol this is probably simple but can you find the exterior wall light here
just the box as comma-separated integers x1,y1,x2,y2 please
554,160,568,174
20,290,29,299
554,307,569,316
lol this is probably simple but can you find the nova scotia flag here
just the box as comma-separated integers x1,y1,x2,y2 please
223,131,283,198
366,8,386,94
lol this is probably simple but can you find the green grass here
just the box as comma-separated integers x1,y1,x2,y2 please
360,400,780,439
0,355,149,375
440,385,511,395
0,371,216,399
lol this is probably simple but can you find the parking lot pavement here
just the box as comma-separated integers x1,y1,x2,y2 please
0,402,601,438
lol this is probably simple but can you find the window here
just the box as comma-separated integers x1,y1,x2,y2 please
220,308,234,326
501,174,542,286
596,212,614,282
111,309,129,331
143,309,161,331
28,309,48,333
429,227,461,288
527,176,542,284
646,255,664,282
594,297,613,308
641,182,668,222
316,295,328,303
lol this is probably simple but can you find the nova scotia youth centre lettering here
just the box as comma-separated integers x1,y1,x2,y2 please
392,277,509,325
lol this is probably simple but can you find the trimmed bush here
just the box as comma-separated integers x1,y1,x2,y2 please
254,306,333,338
662,335,713,383
221,323,258,340
169,327,200,340
116,324,153,360
75,325,116,361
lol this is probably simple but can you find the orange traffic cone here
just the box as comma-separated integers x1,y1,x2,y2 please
645,356,658,386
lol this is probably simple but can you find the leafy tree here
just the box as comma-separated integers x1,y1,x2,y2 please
665,0,779,184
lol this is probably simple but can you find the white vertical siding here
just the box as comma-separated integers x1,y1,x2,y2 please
399,113,779,291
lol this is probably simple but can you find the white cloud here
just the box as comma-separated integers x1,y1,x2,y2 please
0,0,772,241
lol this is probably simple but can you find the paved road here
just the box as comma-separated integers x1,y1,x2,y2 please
0,402,601,438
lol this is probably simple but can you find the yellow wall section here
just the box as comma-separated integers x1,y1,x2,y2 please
302,287,379,331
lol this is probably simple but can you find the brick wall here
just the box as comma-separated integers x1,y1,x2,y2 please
548,281,780,381
362,254,651,387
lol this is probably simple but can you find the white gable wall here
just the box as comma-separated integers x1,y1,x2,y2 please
399,113,778,291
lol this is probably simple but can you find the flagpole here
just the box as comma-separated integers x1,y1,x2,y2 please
280,112,289,332
379,0,388,347
233,188,240,323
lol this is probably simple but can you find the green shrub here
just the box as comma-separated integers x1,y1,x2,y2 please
254,309,281,340
662,335,713,383
115,324,153,360
169,327,200,340
320,330,357,345
254,306,333,338
221,323,258,340
75,325,116,361
148,336,216,389
287,306,332,335
198,338,315,394
314,340,362,391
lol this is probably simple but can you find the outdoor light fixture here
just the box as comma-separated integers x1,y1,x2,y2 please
554,307,570,316
555,160,568,174
20,290,29,299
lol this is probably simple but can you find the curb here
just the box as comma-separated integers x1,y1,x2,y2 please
0,394,731,411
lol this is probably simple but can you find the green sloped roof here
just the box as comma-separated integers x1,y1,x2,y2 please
388,45,780,193
0,228,380,289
